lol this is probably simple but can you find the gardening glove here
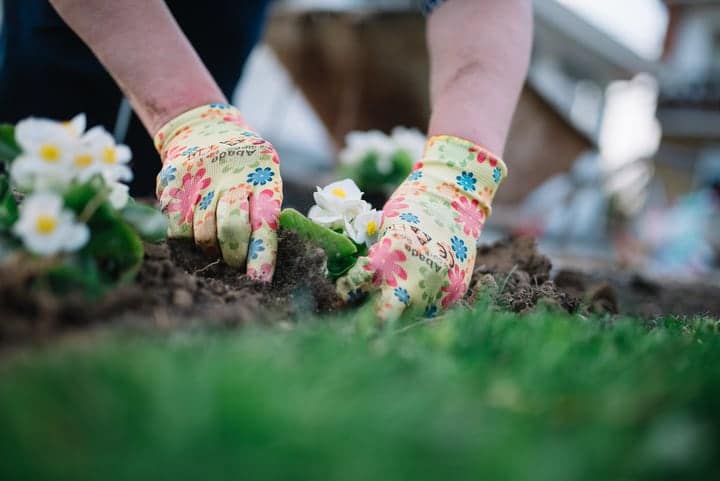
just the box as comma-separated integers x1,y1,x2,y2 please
154,104,282,281
337,135,507,322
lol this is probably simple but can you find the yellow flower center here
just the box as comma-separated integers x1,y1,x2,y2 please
331,188,347,198
74,154,93,168
366,220,378,237
35,215,58,235
39,144,61,163
102,147,116,164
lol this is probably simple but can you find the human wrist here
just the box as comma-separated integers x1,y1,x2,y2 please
153,103,246,155
427,86,510,156
143,86,227,140
422,135,507,214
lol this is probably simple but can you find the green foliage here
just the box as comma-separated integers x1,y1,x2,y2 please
1,309,720,481
0,178,153,296
279,208,359,278
340,149,414,195
43,254,105,297
0,175,18,232
0,171,165,297
0,123,20,167
50,179,145,294
0,122,166,297
120,200,168,243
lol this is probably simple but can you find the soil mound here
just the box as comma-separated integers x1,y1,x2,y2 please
1,234,719,346
0,230,339,345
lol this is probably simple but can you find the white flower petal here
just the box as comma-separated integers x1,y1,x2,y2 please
81,125,112,145
313,179,365,214
108,182,130,209
114,144,132,164
62,223,90,252
10,155,75,191
22,233,63,256
22,191,64,215
347,209,383,246
13,192,88,256
391,126,426,161
15,117,77,153
68,113,87,137
308,205,344,229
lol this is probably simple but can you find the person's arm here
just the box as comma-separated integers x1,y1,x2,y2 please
50,1,283,277
48,0,225,136
426,0,532,155
337,0,532,321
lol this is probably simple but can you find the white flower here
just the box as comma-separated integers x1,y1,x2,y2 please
79,126,133,183
12,192,89,256
308,179,370,228
10,114,133,196
108,181,130,209
307,205,344,229
10,114,86,190
313,178,363,209
345,209,383,245
390,126,425,161
339,130,395,170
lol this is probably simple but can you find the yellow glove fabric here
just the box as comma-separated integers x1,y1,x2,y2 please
154,104,282,281
337,135,507,322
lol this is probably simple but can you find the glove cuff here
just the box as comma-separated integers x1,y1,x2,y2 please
422,135,508,213
153,103,247,156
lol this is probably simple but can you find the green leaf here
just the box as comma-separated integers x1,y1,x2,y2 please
279,208,358,279
389,150,414,184
120,201,168,243
0,175,18,231
341,149,414,194
326,255,358,279
62,177,116,224
0,123,21,167
356,152,386,193
63,179,145,286
83,219,144,285
44,254,106,298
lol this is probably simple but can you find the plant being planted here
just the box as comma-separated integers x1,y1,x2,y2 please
0,114,167,296
279,179,383,279
337,127,425,196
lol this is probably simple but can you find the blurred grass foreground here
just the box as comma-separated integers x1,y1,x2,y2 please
2,302,720,481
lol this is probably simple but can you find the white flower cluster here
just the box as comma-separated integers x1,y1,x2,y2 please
8,114,133,256
339,127,425,174
308,179,383,246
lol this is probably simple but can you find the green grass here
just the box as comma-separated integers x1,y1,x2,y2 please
1,301,720,481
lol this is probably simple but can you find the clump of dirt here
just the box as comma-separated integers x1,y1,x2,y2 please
467,237,585,314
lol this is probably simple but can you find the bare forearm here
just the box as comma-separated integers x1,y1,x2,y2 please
427,0,532,155
49,0,225,135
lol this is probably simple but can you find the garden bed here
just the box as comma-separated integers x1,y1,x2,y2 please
2,233,719,346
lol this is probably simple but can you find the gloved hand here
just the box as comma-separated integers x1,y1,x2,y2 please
154,104,282,281
337,135,506,322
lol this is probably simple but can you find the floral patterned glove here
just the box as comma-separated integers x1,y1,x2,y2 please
154,104,282,281
337,135,507,322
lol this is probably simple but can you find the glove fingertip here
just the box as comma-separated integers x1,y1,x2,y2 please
336,257,374,302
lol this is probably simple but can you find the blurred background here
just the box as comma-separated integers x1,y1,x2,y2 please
236,0,719,282
1,0,718,282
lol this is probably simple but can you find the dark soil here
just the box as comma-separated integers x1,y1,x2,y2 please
0,230,340,345
468,236,582,313
1,234,719,346
555,269,720,320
